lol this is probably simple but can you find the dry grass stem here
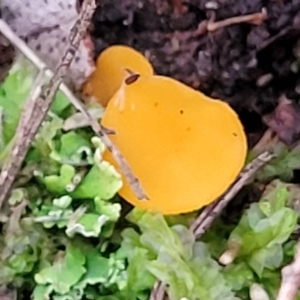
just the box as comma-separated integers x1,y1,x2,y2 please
150,151,275,300
0,0,148,209
207,8,267,32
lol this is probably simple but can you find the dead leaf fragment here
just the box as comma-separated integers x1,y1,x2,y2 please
1,0,95,87
263,96,300,145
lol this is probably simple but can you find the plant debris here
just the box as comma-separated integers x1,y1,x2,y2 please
263,95,300,145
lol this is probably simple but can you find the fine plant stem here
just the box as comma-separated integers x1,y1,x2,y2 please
150,151,275,300
0,0,96,209
190,151,274,238
207,8,267,31
0,0,148,209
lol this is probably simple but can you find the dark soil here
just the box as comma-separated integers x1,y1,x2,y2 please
90,0,300,146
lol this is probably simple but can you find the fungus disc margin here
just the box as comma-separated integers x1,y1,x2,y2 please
83,45,153,107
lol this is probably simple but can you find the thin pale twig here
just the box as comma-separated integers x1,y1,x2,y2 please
0,18,87,109
150,282,166,300
60,83,147,200
150,151,275,300
0,0,148,208
0,0,95,209
207,8,267,32
276,241,300,300
190,151,274,238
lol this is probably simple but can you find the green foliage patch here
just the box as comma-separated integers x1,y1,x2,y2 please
0,58,300,300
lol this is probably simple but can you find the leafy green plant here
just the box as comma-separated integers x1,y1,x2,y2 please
1,56,300,300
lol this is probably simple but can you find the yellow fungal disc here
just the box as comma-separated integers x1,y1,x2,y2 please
83,45,153,107
101,75,247,215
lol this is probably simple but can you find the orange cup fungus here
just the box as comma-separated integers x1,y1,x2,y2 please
101,74,248,215
82,45,153,107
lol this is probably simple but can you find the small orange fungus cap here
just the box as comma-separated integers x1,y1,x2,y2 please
101,75,247,215
83,45,153,107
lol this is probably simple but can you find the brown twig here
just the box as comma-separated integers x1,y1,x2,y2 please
191,151,274,237
276,241,300,300
150,281,167,300
207,8,267,32
0,18,85,104
150,151,275,300
0,0,96,209
0,1,148,208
